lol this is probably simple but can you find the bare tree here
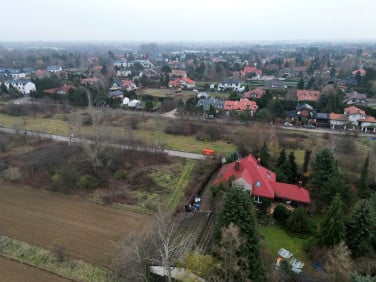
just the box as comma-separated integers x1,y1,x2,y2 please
115,206,194,282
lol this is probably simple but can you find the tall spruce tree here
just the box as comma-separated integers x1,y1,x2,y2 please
310,148,354,207
346,200,375,257
359,155,370,198
286,151,298,184
316,193,346,247
213,186,266,281
277,149,287,167
260,141,270,168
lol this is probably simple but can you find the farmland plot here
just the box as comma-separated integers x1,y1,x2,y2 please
0,256,69,282
0,184,153,267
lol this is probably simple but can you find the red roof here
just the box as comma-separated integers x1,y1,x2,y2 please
43,84,76,95
168,79,180,86
297,90,320,102
329,113,347,121
122,79,134,87
273,183,310,204
352,69,366,76
181,77,195,84
344,106,366,116
243,66,262,76
244,88,265,99
224,98,258,111
358,116,376,123
214,154,310,204
81,77,100,84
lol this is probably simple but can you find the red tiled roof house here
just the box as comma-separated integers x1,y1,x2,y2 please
224,98,258,115
297,90,320,102
214,155,310,205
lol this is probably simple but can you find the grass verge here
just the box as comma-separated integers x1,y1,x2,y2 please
0,235,108,282
164,159,196,211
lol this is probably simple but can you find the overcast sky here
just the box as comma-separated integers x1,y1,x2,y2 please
2,0,376,42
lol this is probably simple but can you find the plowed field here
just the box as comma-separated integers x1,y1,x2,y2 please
0,256,69,282
0,184,152,266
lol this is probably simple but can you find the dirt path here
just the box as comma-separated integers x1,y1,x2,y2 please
0,256,69,282
161,108,177,119
0,184,153,266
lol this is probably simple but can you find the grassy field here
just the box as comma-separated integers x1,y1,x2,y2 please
260,225,309,263
0,256,70,282
0,184,153,267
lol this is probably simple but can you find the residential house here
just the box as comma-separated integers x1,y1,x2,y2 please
329,113,347,129
43,84,76,95
343,92,368,106
285,103,316,123
214,154,310,205
296,90,320,102
47,65,63,73
128,60,154,69
243,88,265,99
81,77,101,85
108,90,123,98
218,77,244,92
197,97,225,112
344,106,367,125
113,59,128,68
168,77,196,89
116,70,132,77
351,68,366,77
243,66,263,80
265,80,287,89
35,69,48,78
224,98,258,115
358,116,376,132
316,113,330,128
328,106,375,130
169,69,187,78
4,80,36,95
9,69,26,79
121,79,137,91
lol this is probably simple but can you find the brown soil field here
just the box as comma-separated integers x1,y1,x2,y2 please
0,256,69,282
0,184,153,267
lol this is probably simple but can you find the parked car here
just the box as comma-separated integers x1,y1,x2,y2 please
283,122,293,127
304,124,316,129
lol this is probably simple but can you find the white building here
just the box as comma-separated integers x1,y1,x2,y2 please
5,80,36,95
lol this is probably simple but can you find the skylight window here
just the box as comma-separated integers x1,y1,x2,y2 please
256,180,261,187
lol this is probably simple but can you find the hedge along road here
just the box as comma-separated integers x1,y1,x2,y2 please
0,127,205,160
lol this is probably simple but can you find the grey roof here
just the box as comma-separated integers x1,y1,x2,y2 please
108,90,123,97
223,77,240,85
316,113,329,120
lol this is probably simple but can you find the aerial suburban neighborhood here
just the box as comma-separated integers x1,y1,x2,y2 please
1,1,376,281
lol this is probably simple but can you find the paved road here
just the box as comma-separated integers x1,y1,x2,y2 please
0,127,205,160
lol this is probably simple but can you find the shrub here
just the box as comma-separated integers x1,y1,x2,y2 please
273,204,290,226
204,124,221,141
114,169,128,180
76,175,100,189
1,167,22,182
286,207,314,236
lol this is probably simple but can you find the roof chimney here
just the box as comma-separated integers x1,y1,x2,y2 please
298,180,303,187
235,161,240,171
257,158,261,165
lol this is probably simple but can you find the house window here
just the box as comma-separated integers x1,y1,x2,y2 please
254,196,262,204
256,180,261,187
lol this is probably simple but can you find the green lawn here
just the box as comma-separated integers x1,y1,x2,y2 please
260,225,309,262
